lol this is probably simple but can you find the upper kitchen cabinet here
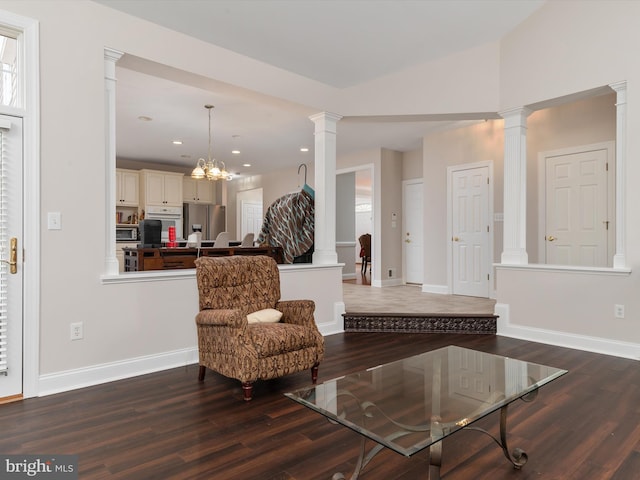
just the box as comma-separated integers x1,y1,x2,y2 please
139,169,184,208
116,168,139,206
183,177,214,204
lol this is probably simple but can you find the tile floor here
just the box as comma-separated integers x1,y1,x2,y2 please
342,275,495,315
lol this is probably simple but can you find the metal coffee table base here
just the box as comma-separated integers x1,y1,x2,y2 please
332,390,537,480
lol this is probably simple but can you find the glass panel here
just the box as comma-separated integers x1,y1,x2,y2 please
0,34,17,108
286,346,567,457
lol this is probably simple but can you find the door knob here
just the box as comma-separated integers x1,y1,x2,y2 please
0,237,17,274
405,239,411,243
452,236,460,242
547,235,556,242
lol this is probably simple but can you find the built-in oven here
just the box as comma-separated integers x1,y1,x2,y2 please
145,205,183,242
116,225,138,242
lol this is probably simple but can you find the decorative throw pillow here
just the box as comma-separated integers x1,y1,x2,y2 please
247,308,283,324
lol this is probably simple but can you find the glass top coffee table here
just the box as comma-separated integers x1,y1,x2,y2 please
286,345,567,479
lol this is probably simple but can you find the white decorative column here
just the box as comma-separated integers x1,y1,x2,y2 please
500,107,531,265
309,112,342,265
610,81,627,269
104,48,123,275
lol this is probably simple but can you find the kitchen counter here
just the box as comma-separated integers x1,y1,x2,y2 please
122,246,284,272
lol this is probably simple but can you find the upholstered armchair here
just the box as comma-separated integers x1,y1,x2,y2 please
194,255,324,401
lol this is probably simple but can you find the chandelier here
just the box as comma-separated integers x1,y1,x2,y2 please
191,104,232,181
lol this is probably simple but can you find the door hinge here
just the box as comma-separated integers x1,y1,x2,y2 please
606,162,609,171
487,274,490,280
487,225,489,233
487,177,489,184
604,220,609,230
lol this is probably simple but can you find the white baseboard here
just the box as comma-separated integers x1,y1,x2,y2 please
422,284,449,294
495,303,640,361
38,347,199,397
342,273,356,280
372,278,403,287
317,301,345,336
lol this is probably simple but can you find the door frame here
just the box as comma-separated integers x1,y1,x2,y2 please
402,179,423,285
537,141,615,265
0,12,40,398
446,161,494,297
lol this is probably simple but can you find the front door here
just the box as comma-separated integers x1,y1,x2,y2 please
403,181,423,284
0,115,23,400
451,166,490,297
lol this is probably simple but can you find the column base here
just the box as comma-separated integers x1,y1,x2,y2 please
500,250,528,265
313,250,338,265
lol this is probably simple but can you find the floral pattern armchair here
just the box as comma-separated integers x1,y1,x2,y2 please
194,255,324,401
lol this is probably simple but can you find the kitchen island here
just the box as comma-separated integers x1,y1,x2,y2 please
123,246,284,272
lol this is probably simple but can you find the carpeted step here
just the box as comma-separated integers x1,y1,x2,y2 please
343,312,497,334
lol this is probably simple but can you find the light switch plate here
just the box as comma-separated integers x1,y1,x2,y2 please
47,212,61,230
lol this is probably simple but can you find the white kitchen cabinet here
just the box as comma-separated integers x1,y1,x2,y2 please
116,242,138,272
183,177,214,204
116,169,139,206
139,169,184,207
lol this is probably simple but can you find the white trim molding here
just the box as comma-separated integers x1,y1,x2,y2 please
496,303,640,360
39,348,199,397
609,81,627,269
422,284,449,295
0,10,41,398
104,47,123,276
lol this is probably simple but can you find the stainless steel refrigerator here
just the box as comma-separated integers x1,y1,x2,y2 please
183,203,226,241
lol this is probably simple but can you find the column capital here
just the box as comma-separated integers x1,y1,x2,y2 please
104,47,124,64
499,107,533,128
609,80,627,94
309,112,343,133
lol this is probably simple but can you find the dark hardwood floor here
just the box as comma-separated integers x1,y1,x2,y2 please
2,332,639,479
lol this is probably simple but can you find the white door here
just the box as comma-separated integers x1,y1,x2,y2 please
0,115,23,399
545,149,609,266
242,201,263,238
452,166,489,297
403,181,423,284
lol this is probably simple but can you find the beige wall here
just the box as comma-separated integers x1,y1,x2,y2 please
422,120,504,289
379,149,403,284
402,148,423,180
4,0,640,395
496,0,640,354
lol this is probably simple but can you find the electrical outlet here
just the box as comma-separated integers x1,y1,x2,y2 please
614,304,625,319
70,322,83,340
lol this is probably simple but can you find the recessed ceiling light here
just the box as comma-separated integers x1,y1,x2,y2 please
232,149,241,155
172,140,183,145
137,115,153,122
242,163,251,167
300,147,309,152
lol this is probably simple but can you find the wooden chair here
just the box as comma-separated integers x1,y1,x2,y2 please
359,233,371,274
194,255,324,401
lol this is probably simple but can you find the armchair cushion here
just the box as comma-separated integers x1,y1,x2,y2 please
247,308,283,324
246,323,319,356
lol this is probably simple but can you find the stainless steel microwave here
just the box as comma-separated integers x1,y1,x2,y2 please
116,226,138,242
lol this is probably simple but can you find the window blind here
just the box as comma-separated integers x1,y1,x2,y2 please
0,129,7,375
